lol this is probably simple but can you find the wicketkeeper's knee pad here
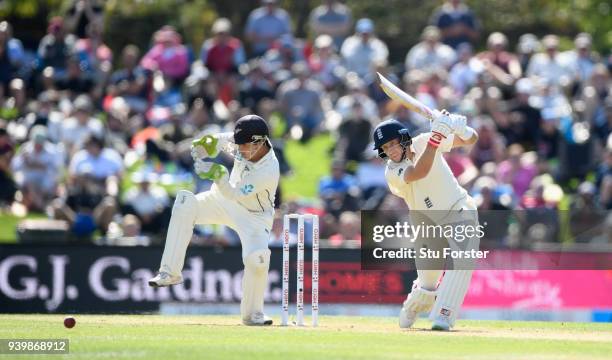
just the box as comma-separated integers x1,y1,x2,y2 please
403,282,437,313
172,190,197,216
244,249,271,274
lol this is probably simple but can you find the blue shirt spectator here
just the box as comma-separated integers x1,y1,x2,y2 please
308,0,352,49
245,0,292,57
430,0,480,49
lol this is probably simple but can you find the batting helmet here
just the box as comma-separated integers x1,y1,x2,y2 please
372,119,412,159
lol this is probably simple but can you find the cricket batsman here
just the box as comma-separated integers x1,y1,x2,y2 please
373,110,479,331
148,114,279,326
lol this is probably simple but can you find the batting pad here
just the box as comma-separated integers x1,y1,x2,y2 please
241,249,271,320
429,270,473,327
160,190,197,276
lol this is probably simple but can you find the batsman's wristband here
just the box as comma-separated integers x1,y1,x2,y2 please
428,132,445,147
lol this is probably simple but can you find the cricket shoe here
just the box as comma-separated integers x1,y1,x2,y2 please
148,272,183,287
242,312,273,326
399,305,418,329
431,309,452,331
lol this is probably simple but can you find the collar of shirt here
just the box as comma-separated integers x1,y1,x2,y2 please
242,146,275,171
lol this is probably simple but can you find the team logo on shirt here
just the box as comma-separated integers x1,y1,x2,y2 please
440,308,451,317
398,168,404,176
424,197,433,208
241,184,254,195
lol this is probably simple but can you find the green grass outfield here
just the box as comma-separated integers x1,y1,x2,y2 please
1,315,611,360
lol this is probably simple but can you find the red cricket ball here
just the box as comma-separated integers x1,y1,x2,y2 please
64,317,76,329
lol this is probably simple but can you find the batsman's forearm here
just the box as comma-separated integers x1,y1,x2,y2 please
404,145,437,183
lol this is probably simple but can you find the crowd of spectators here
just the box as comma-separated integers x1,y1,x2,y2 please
0,0,610,248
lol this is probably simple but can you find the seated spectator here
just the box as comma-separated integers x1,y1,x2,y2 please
496,144,537,197
55,55,95,96
0,125,16,207
477,32,522,87
122,173,170,234
526,35,575,87
560,33,597,88
328,211,361,246
53,135,121,239
239,59,276,110
429,0,480,49
201,18,245,104
335,74,378,123
319,160,360,219
202,18,245,76
570,181,606,243
74,19,112,76
308,34,345,90
356,150,388,211
516,33,540,73
383,100,429,136
108,45,149,114
448,43,479,95
69,134,123,181
340,18,388,79
141,26,190,85
405,26,456,72
517,175,562,244
262,34,304,82
60,94,104,155
597,147,612,209
582,65,610,141
276,62,325,142
1,78,28,121
308,0,352,50
504,78,541,149
469,116,505,168
0,21,25,91
37,16,76,78
10,126,63,211
245,0,292,57
104,214,151,246
334,101,372,163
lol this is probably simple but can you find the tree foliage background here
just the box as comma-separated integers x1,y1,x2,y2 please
1,0,610,64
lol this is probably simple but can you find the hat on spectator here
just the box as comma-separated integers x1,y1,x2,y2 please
518,33,540,54
291,61,310,77
314,34,333,49
355,18,374,34
74,95,93,113
542,35,559,49
421,26,440,41
212,18,232,34
487,32,507,48
574,33,592,49
30,125,47,144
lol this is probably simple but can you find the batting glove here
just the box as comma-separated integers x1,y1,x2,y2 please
429,110,453,147
194,160,228,181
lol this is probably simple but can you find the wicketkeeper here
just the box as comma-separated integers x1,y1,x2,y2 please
149,115,280,326
373,110,479,331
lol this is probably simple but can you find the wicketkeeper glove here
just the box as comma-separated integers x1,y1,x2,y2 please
191,133,233,160
194,160,228,181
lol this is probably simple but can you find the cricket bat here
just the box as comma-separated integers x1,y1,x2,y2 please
377,72,435,122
